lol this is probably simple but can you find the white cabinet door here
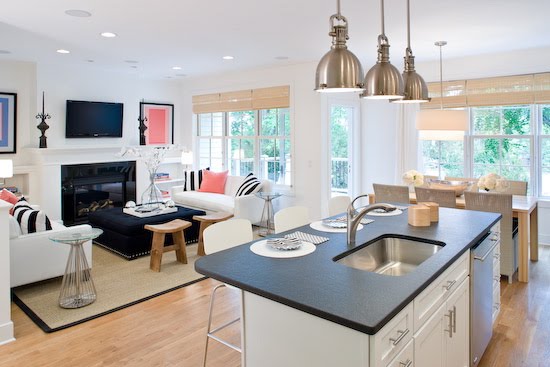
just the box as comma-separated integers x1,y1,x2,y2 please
414,303,446,367
445,278,470,367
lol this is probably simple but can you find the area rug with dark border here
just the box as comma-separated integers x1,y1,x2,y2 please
12,243,206,333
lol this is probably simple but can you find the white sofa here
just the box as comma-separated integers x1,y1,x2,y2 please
170,175,272,225
9,216,93,288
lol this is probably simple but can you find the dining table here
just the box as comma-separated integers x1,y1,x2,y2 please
368,192,538,283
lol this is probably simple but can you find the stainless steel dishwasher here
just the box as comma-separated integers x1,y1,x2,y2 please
470,231,500,366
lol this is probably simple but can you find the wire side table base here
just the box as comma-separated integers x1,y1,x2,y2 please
256,192,282,237
58,240,97,309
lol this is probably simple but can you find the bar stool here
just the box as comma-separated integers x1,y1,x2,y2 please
144,219,191,272
203,219,253,366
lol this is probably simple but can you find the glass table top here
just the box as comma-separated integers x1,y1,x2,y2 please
49,228,103,244
255,192,282,200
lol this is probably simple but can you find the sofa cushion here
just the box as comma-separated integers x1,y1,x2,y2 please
198,170,228,194
13,199,53,234
0,188,18,205
183,167,209,191
172,191,235,213
9,215,22,239
224,175,245,196
236,173,262,196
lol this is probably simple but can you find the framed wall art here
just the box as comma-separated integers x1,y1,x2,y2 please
139,102,174,145
0,92,17,153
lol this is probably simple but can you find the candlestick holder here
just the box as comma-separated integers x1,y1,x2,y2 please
36,91,51,148
138,116,148,145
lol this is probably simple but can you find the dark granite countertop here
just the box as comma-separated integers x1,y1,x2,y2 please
195,208,500,334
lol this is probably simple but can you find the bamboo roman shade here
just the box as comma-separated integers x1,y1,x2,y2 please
421,72,550,109
192,85,290,114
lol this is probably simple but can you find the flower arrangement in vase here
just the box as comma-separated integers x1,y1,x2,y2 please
477,173,509,192
402,170,424,187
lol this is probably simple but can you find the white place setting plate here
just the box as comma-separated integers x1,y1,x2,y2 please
250,239,316,258
365,209,403,217
309,221,364,233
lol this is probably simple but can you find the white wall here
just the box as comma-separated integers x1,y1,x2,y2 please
181,62,325,218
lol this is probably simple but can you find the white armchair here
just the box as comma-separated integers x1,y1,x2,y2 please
9,216,92,288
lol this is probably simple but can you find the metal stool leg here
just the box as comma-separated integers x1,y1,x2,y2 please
203,284,241,366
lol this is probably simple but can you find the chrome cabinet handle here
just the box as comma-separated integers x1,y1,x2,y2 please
399,360,412,367
445,311,453,337
443,280,456,291
389,328,409,346
452,305,457,333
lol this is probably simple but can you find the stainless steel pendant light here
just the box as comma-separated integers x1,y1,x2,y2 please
360,0,404,99
315,0,364,93
392,0,429,104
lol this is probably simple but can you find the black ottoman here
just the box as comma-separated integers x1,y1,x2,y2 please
88,206,206,259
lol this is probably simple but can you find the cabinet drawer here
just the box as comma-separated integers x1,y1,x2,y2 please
370,303,413,367
385,339,413,367
413,251,469,332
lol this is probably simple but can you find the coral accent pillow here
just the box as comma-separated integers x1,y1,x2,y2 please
0,189,19,215
198,170,229,194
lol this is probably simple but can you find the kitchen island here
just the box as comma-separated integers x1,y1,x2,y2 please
195,207,500,367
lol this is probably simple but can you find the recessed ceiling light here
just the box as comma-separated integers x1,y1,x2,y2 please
125,60,138,64
131,66,137,69
165,76,173,79
222,55,234,60
275,56,289,60
176,74,187,77
57,49,70,54
100,32,117,38
0,50,11,54
87,59,94,63
172,66,182,70
65,9,92,17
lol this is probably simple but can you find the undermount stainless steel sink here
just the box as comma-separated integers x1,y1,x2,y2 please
334,236,444,276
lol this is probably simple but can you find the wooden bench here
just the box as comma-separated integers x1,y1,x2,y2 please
144,219,192,272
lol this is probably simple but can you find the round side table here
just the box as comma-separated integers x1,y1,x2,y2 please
49,228,103,309
255,192,282,236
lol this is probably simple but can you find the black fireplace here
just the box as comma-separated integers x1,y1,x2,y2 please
62,161,136,225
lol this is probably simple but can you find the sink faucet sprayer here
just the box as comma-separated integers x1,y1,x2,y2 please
347,194,396,246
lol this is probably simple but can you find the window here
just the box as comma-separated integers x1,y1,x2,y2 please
420,140,465,178
330,105,352,195
539,105,550,196
195,108,291,186
471,106,532,183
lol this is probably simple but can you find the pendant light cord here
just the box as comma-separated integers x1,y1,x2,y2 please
406,0,411,50
336,0,342,19
439,44,443,110
380,0,385,36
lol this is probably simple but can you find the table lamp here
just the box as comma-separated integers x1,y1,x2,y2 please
0,159,13,186
181,151,193,169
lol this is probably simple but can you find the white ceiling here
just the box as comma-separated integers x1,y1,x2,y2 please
1,0,549,80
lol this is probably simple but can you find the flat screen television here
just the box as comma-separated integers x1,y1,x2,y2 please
66,100,124,138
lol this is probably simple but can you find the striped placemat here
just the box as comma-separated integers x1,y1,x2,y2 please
284,231,330,245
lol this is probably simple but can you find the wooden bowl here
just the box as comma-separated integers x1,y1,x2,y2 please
427,180,471,197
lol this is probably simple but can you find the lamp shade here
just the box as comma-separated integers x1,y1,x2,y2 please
0,159,13,178
181,151,193,166
416,110,468,141
392,69,430,103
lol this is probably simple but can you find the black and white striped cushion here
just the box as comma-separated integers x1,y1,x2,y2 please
236,173,263,197
183,167,209,191
12,198,52,234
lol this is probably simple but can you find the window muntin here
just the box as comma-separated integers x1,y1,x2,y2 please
420,140,465,178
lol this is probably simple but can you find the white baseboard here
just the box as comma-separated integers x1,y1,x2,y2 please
0,321,15,345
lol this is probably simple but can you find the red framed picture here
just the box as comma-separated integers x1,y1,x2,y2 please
139,102,174,145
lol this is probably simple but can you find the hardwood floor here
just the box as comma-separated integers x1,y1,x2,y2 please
1,246,549,367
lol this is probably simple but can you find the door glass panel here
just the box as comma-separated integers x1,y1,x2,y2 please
330,106,352,195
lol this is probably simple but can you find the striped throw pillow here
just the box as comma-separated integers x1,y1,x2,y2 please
235,173,263,197
183,167,209,191
12,198,52,234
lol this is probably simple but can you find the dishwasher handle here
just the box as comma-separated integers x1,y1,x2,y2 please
473,238,500,262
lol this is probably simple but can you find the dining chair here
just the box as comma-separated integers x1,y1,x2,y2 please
274,206,309,234
499,180,527,196
415,187,457,208
445,176,479,192
202,218,253,366
372,183,410,204
465,191,517,283
328,195,351,216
